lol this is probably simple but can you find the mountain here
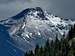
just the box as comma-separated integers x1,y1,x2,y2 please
0,7,75,53
0,24,24,56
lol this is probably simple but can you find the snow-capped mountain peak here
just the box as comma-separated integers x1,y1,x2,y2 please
0,7,75,52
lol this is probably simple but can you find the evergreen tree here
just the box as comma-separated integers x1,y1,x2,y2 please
25,52,28,56
44,39,50,56
24,24,75,56
39,46,44,56
35,44,39,56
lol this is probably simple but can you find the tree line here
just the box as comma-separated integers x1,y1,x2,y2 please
24,24,75,56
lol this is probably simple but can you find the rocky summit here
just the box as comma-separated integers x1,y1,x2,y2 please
0,7,75,53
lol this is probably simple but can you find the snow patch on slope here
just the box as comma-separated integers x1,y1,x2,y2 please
0,7,75,52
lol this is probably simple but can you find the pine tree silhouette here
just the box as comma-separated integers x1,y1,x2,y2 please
24,24,75,56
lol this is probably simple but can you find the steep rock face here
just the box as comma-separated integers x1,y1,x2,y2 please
0,7,75,52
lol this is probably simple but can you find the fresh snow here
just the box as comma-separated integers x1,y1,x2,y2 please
0,7,75,52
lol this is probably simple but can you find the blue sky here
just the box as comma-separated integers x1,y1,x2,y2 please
0,0,75,20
